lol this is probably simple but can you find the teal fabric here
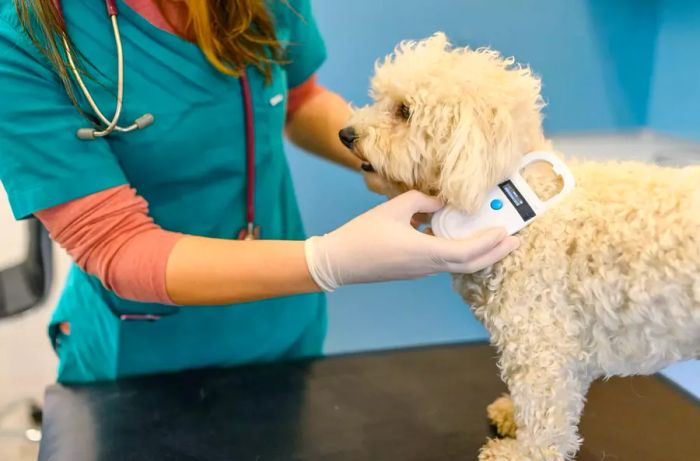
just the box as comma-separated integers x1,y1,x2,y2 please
0,0,327,383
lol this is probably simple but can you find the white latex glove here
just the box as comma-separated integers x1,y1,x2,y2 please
304,190,520,291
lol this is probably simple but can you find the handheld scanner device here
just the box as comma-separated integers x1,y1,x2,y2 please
431,151,575,238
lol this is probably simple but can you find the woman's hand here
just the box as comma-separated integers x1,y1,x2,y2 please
304,190,520,291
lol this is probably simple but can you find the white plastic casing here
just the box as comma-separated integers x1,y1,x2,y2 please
431,151,575,239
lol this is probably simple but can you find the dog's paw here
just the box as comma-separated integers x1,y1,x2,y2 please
479,438,568,461
478,438,527,461
487,394,517,438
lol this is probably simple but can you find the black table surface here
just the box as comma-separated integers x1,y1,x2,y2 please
38,342,700,461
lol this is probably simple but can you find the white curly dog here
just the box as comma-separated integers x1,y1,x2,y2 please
342,33,700,460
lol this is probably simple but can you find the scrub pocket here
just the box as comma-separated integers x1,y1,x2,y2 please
50,323,85,384
48,268,122,383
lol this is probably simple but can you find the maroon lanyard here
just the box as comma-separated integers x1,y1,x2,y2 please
237,71,260,240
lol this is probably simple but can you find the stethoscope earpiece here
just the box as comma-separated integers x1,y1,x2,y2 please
75,113,155,140
76,128,96,140
135,113,155,129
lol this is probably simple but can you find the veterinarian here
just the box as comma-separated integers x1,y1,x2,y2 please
0,0,519,383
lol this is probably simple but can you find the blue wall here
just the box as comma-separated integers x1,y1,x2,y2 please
308,0,659,134
286,0,699,398
647,0,700,141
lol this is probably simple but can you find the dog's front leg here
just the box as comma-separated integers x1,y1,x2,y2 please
479,347,591,461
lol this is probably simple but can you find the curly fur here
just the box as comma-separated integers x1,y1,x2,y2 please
345,33,700,460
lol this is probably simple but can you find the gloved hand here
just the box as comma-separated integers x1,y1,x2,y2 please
304,190,520,291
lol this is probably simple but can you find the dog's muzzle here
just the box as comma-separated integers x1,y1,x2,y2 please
339,126,375,172
339,126,358,149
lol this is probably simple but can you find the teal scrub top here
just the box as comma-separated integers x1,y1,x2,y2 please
0,0,327,383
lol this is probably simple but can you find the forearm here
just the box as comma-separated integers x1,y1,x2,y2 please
285,88,361,170
166,236,319,305
37,185,321,307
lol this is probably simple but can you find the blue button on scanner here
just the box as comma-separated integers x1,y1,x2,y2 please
490,199,504,210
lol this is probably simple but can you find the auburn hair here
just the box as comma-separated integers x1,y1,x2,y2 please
14,0,284,108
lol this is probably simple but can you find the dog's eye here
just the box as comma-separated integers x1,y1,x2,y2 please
397,102,411,121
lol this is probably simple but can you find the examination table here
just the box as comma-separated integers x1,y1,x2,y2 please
37,343,700,461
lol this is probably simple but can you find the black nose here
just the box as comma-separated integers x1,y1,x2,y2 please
339,127,358,149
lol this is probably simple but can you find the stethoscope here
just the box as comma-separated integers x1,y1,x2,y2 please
55,0,154,140
55,0,260,321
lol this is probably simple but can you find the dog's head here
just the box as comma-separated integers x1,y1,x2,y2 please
341,33,548,213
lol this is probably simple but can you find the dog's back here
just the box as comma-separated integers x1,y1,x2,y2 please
459,158,700,377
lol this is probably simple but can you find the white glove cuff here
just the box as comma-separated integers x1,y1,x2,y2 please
304,236,339,293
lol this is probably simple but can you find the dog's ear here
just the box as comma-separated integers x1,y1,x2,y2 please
437,104,520,213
